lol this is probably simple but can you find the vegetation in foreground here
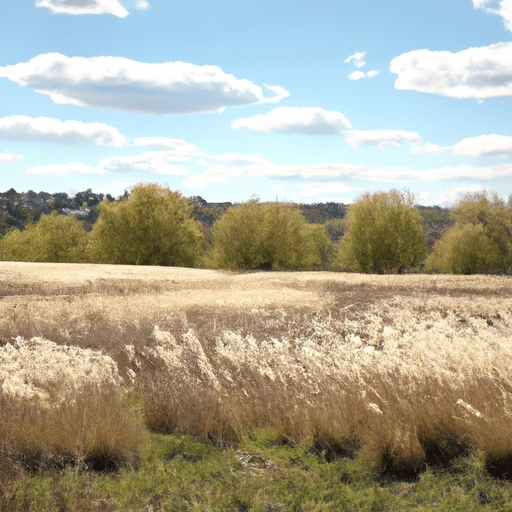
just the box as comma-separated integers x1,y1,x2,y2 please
0,269,511,509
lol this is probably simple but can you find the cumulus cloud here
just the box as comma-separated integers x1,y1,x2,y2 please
231,107,352,134
390,42,512,99
438,184,492,205
344,51,367,68
26,150,191,175
36,0,129,18
0,152,24,163
0,53,288,115
472,0,512,31
344,129,421,148
0,115,129,146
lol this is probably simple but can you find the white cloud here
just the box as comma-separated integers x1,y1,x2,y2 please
410,142,444,154
411,134,512,157
390,42,512,99
270,182,362,200
36,0,129,18
348,71,366,81
348,70,378,80
344,129,421,148
472,0,512,31
451,134,512,157
26,150,191,175
231,107,352,134
0,53,288,115
136,1,149,10
134,137,201,154
182,155,413,188
0,115,129,146
344,51,367,68
0,152,24,163
414,163,512,181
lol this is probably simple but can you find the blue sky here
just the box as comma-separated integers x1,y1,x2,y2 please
0,0,511,205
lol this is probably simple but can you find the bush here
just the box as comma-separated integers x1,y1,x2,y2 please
336,189,426,274
0,212,87,263
207,199,327,270
86,183,204,267
425,191,512,274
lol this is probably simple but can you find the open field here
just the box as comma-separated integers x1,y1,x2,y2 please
1,262,512,510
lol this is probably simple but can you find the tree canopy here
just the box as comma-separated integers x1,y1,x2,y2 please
86,183,204,267
336,189,426,274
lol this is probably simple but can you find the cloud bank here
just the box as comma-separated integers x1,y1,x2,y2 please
390,42,512,99
0,53,288,115
36,0,129,18
0,115,128,146
232,107,352,134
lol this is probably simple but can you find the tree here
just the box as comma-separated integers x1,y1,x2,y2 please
336,189,426,274
86,183,204,267
207,198,326,270
425,190,512,274
0,211,87,263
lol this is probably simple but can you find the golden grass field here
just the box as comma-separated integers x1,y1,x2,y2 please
1,261,512,476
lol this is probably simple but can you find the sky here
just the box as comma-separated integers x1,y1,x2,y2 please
0,0,511,206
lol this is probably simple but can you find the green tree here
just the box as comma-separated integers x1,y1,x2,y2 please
207,199,325,270
86,183,204,267
336,189,426,274
425,190,512,274
0,212,87,263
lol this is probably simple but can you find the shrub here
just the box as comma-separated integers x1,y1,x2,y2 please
86,183,204,267
336,189,426,273
425,190,512,274
207,199,326,270
0,212,87,263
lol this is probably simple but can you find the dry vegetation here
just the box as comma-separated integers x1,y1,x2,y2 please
0,262,511,483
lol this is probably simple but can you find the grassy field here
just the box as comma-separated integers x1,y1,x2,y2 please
1,262,512,510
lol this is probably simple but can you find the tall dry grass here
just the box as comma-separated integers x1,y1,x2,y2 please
0,265,511,478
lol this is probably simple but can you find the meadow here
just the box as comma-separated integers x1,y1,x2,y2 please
1,262,512,510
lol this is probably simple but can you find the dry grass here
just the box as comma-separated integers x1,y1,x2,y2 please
0,261,511,478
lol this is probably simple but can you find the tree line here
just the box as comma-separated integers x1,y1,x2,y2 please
0,182,509,274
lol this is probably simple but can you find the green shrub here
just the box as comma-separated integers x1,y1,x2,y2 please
336,189,426,274
207,199,326,270
425,190,512,274
0,212,87,263
86,183,204,267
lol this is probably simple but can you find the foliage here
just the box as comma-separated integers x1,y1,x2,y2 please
425,190,512,274
86,183,204,267
0,211,87,263
207,199,326,270
336,189,427,273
